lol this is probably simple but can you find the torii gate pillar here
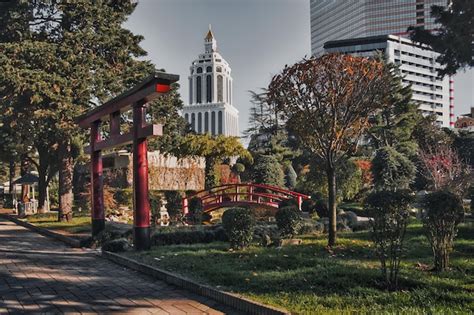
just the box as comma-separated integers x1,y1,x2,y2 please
76,72,179,250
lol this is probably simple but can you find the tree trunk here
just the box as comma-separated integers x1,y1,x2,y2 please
58,142,73,222
37,167,48,214
327,162,337,247
20,155,29,202
37,147,50,213
8,160,15,205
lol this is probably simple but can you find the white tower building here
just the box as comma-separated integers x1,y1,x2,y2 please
182,27,239,136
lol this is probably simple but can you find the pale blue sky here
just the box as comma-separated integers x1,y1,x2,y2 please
125,0,473,136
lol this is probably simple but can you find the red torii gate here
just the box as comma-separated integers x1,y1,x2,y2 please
76,72,179,250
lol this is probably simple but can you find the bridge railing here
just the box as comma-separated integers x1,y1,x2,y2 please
182,183,310,215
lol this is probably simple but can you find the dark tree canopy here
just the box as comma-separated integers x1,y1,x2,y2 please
409,0,474,76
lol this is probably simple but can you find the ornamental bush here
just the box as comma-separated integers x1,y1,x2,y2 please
365,190,413,290
422,190,464,272
222,208,255,250
372,146,416,190
275,207,303,238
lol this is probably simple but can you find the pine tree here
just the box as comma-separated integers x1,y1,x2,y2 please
0,1,183,220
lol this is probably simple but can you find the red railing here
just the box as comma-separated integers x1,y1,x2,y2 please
182,183,310,214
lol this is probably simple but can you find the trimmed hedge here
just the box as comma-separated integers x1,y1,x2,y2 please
222,207,255,250
275,207,303,238
151,227,227,246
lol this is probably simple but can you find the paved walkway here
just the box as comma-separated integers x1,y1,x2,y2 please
0,218,239,314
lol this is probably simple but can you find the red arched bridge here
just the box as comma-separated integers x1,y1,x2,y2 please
182,183,310,214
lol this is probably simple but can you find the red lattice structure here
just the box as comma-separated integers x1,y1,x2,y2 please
183,183,310,214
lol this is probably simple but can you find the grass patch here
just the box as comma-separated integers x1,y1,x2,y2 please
25,212,91,234
124,223,474,313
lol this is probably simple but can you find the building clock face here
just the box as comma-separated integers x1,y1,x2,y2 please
182,27,239,137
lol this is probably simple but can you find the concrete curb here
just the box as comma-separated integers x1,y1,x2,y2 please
102,251,290,315
0,214,82,248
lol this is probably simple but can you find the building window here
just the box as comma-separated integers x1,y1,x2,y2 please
191,113,196,131
184,113,189,123
217,75,223,102
198,112,202,133
205,112,209,133
216,66,222,72
211,111,216,135
197,67,203,74
196,76,202,103
206,66,212,73
218,111,223,134
206,75,212,103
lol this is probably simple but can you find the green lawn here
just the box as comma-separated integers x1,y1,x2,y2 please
25,213,91,234
124,222,474,313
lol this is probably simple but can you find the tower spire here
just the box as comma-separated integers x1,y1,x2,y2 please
204,24,217,53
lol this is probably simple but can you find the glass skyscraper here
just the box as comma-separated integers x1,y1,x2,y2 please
310,0,448,56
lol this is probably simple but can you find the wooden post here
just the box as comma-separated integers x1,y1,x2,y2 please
91,120,105,236
133,101,151,250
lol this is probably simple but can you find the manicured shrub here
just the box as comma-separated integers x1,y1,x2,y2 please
365,190,413,290
252,155,285,187
101,238,130,252
275,207,303,238
164,190,183,219
422,190,464,272
222,208,255,250
372,146,416,190
188,197,203,224
151,227,228,246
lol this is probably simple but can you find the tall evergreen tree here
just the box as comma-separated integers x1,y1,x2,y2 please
0,1,182,220
408,0,474,76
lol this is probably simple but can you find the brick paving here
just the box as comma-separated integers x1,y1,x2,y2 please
0,218,240,314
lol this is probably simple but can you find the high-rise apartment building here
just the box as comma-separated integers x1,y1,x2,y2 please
325,35,450,127
310,0,453,127
310,0,448,56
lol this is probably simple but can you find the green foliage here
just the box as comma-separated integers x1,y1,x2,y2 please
114,188,133,208
164,191,182,219
151,227,227,246
278,198,298,209
409,0,474,76
365,190,413,290
101,238,130,253
285,164,297,189
422,190,464,271
296,158,363,202
222,208,255,250
0,1,173,218
252,155,284,187
372,146,416,190
453,131,474,168
275,207,303,238
232,163,245,174
188,197,203,224
366,61,420,158
173,134,252,189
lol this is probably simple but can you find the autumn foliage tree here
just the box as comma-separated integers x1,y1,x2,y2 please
268,53,392,246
